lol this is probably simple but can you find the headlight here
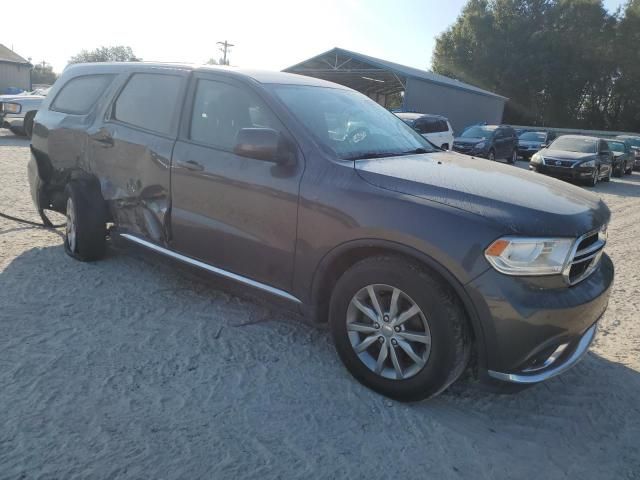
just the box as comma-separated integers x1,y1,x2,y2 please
474,141,486,149
485,236,574,276
531,153,544,164
580,160,596,168
2,102,21,114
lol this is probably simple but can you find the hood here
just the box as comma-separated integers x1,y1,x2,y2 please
355,151,609,237
0,94,45,103
454,137,486,145
539,149,595,162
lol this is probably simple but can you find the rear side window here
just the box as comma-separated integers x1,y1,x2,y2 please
51,75,114,114
113,73,183,136
415,118,448,134
189,79,283,150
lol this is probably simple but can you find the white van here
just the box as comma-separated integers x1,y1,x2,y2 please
395,112,455,150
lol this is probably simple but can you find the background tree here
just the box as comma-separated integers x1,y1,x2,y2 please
31,61,57,85
432,0,639,132
69,46,141,65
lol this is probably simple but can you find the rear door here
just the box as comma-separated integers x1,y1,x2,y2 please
494,128,509,158
89,69,190,244
169,73,304,291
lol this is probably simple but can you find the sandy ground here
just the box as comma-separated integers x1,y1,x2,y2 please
0,129,639,479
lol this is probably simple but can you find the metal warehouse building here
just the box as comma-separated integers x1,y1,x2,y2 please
0,44,31,93
284,47,507,133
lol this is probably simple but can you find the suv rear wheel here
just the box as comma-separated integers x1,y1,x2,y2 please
488,149,496,161
508,149,517,165
64,181,107,261
329,256,471,401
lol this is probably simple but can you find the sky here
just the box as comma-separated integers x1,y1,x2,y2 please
3,0,629,74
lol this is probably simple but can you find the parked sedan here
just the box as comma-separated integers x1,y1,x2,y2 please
530,135,613,187
517,130,556,160
606,139,634,177
615,135,640,170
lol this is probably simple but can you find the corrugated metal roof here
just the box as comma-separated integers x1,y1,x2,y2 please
0,44,30,64
285,47,507,100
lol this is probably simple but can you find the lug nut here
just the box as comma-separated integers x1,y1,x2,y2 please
394,326,400,332
374,323,380,329
383,315,390,322
391,339,398,346
379,336,385,344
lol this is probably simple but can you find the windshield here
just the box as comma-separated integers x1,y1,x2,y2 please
270,85,436,160
618,136,640,148
460,126,496,139
519,132,546,142
549,137,597,153
608,141,626,153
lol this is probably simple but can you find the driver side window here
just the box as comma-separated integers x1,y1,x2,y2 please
190,79,283,150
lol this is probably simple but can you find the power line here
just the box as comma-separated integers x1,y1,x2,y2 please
216,40,235,65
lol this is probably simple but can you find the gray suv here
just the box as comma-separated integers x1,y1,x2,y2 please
28,63,613,401
453,125,518,163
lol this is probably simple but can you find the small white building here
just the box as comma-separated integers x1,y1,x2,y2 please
0,44,31,93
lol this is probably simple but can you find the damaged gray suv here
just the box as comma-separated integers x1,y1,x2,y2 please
28,63,614,401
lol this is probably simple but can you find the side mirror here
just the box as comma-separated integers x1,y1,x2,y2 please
234,128,294,165
540,144,547,149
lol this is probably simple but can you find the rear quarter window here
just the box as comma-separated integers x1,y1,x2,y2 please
50,75,115,115
415,118,448,134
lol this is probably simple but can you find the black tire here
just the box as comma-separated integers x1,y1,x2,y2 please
625,163,633,175
24,111,36,139
487,149,496,161
603,166,612,182
9,126,26,137
64,181,108,261
587,169,598,187
507,149,517,165
329,256,471,402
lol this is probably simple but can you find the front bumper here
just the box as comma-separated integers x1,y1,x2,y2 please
466,253,613,384
0,112,25,129
517,147,539,158
529,163,594,182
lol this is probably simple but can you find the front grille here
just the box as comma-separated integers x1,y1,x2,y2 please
544,158,575,168
563,228,607,285
453,143,472,152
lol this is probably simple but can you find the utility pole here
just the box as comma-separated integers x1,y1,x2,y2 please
217,40,235,65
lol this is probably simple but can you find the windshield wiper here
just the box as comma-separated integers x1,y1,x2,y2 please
346,148,431,160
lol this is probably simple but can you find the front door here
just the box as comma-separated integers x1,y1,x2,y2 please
170,75,303,292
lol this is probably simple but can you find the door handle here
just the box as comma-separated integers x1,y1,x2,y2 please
91,131,114,147
176,160,204,172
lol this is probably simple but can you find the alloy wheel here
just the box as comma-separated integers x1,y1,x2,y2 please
346,284,431,380
66,197,77,253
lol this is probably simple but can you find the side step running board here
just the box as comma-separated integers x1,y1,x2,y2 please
119,233,302,304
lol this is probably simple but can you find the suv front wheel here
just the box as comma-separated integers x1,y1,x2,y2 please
329,256,471,401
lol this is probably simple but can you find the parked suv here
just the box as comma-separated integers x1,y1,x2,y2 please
452,125,518,164
394,112,454,150
29,63,613,401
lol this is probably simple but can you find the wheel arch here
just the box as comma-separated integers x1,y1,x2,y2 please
307,239,487,368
